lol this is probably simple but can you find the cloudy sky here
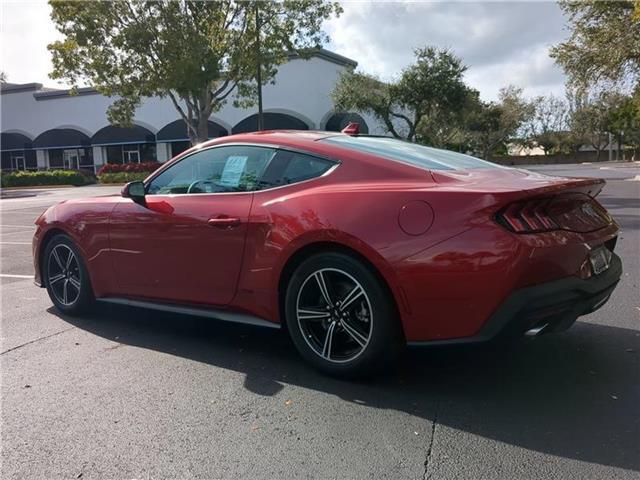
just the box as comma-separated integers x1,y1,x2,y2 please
1,0,569,101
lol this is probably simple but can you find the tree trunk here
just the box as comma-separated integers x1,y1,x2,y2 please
186,121,198,146
196,114,209,144
617,133,622,161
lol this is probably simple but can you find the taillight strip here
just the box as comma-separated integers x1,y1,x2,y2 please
496,195,611,234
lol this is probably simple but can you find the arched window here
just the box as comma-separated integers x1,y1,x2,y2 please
91,125,156,164
0,132,36,171
157,120,228,157
232,112,309,134
33,128,93,171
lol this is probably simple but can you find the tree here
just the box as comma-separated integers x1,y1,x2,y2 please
0,71,6,83
416,87,480,149
550,1,640,92
332,47,470,142
524,95,569,155
606,92,640,159
48,0,341,145
465,86,534,160
570,92,614,161
563,88,591,156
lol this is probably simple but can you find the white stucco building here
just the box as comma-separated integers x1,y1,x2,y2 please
0,49,381,173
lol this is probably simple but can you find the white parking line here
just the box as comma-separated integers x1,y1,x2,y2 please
0,230,33,236
0,274,33,279
0,242,31,245
0,224,36,228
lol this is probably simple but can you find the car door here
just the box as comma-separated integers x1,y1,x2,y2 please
108,144,276,306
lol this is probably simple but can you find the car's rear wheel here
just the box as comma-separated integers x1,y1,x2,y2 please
285,252,404,378
43,234,94,315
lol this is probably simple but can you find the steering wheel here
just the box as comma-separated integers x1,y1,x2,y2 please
186,180,213,194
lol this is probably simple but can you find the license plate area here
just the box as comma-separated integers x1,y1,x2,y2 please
589,246,612,275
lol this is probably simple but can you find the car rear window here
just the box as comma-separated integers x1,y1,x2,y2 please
321,135,502,171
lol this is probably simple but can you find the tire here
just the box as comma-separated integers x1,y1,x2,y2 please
285,252,404,378
43,234,94,315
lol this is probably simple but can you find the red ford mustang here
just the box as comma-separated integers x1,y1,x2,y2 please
33,130,622,376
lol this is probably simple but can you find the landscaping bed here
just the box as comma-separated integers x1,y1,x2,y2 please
1,169,95,188
96,162,161,184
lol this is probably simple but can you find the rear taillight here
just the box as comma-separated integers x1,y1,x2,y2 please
496,194,612,234
497,199,559,233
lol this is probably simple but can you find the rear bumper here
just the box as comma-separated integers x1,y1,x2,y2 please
408,252,622,346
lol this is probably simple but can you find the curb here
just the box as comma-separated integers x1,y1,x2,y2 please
1,185,78,191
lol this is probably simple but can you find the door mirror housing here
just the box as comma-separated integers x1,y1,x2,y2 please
121,181,146,204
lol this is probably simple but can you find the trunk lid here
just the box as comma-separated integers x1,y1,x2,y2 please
430,168,613,233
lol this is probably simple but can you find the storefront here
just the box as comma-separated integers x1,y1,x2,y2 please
32,128,94,173
1,48,382,172
0,132,37,171
156,119,228,158
91,125,157,164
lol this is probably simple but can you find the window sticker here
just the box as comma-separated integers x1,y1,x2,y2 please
219,155,248,187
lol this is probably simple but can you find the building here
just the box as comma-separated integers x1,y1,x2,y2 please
0,49,381,173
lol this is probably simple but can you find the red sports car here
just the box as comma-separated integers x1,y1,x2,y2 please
33,130,622,376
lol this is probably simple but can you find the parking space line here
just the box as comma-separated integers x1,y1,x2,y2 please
0,274,33,279
1,209,44,214
0,230,34,236
0,242,31,245
0,224,36,228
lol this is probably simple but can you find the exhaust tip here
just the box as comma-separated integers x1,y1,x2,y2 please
525,323,549,337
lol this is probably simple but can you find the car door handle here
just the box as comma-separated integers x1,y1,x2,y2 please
207,216,241,228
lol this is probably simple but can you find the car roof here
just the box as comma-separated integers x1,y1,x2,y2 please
206,130,340,146
178,131,502,176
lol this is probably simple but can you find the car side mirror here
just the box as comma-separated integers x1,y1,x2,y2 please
121,181,146,205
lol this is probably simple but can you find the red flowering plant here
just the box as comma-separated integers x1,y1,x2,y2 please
97,162,161,175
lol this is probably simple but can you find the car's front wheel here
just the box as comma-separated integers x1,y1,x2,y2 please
43,234,94,315
285,252,404,378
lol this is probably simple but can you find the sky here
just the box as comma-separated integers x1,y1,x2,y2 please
0,0,569,102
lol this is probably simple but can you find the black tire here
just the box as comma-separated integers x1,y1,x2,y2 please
43,234,94,315
285,252,404,378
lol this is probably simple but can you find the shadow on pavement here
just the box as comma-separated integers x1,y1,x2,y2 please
53,303,640,472
0,187,66,199
0,190,41,199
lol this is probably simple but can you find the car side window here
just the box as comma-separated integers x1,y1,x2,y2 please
257,150,336,190
147,146,275,195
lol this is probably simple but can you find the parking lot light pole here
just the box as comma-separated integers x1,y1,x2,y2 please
255,2,264,132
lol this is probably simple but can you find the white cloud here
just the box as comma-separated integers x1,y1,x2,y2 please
326,1,569,101
465,44,566,100
0,0,69,87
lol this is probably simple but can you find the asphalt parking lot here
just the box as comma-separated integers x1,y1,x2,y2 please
1,162,639,480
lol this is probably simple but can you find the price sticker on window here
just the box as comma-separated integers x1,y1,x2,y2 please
219,155,248,187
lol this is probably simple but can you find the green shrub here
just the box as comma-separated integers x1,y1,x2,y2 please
97,171,152,184
1,169,94,188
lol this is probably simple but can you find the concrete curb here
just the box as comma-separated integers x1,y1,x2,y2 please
1,185,77,191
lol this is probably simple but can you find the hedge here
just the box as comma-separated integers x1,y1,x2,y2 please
1,170,95,188
97,171,151,184
97,162,161,175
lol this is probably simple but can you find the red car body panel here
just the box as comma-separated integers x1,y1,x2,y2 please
33,131,620,342
108,193,253,305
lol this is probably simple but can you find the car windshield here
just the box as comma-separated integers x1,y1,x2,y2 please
321,135,503,171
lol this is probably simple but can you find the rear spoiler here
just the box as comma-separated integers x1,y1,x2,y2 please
430,169,605,199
